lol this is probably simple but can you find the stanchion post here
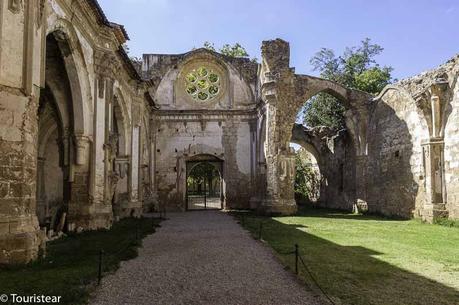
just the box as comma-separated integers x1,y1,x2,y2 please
98,249,104,285
258,221,263,240
295,244,299,275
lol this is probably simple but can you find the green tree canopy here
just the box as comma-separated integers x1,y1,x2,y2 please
202,41,257,62
302,38,394,130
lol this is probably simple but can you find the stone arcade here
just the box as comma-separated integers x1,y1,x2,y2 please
0,0,458,264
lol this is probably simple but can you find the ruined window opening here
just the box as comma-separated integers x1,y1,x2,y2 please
185,66,221,101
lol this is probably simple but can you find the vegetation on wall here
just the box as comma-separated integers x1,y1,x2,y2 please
302,38,395,130
294,149,321,203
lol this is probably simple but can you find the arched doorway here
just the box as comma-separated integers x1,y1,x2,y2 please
293,146,321,205
111,95,129,219
36,33,76,232
186,156,223,210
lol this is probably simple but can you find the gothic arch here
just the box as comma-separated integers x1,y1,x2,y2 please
113,88,131,156
46,18,92,136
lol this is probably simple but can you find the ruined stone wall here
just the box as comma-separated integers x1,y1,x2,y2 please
153,115,253,211
367,88,427,218
0,0,154,264
444,75,459,218
145,50,258,211
366,55,459,220
318,132,356,211
291,125,356,211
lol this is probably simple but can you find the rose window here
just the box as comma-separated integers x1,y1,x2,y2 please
185,67,221,101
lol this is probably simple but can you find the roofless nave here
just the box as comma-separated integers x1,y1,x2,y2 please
0,0,458,264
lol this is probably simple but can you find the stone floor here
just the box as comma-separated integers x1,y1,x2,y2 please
89,211,325,305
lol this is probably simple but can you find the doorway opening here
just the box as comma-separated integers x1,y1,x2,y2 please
186,158,223,211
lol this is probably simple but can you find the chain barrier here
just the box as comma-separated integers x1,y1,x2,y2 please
276,243,337,305
245,216,336,305
97,221,154,285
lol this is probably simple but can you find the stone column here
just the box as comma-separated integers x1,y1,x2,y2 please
422,139,447,221
416,79,450,222
67,133,92,231
257,39,297,215
0,1,45,264
84,50,122,228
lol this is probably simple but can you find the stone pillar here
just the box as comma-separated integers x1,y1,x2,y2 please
354,155,368,213
422,139,447,222
0,92,42,264
84,51,123,227
0,0,46,264
257,39,297,215
67,133,92,230
36,157,47,223
416,79,450,222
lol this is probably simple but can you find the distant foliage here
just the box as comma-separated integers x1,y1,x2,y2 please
294,149,320,203
202,41,257,62
302,38,394,130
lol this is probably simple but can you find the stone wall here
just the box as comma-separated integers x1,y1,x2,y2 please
367,55,459,220
367,88,427,218
144,49,258,211
1,0,458,266
0,0,154,264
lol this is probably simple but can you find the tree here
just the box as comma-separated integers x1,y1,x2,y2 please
294,149,321,203
202,41,257,62
302,38,394,130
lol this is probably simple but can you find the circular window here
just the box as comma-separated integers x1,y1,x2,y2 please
185,66,221,101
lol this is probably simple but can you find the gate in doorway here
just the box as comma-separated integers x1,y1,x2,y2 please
186,156,223,210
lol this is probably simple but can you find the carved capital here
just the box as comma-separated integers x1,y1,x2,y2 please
94,49,122,78
414,76,450,138
8,0,23,14
74,134,91,165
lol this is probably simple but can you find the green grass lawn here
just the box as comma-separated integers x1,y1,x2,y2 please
0,217,161,305
235,207,459,305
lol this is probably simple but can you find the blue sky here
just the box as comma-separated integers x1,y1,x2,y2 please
98,0,458,79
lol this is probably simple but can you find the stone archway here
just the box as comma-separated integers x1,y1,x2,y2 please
186,159,223,210
110,94,130,219
185,154,224,211
36,34,78,234
38,31,92,232
257,39,372,215
36,89,66,232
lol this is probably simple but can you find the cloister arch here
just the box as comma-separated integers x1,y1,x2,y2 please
36,32,82,231
46,19,92,136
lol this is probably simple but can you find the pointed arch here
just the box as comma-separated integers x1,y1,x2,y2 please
46,18,93,135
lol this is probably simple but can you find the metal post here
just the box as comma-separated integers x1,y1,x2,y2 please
204,178,207,210
258,221,263,240
98,249,104,285
295,244,299,275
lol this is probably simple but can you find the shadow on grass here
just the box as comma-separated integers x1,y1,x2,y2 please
233,212,459,305
297,205,410,221
0,217,161,305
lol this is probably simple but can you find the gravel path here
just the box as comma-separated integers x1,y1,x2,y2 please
89,211,324,305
